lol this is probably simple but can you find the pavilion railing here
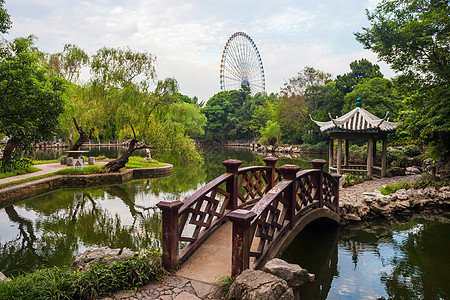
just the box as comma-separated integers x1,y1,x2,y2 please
156,157,279,270
228,159,341,277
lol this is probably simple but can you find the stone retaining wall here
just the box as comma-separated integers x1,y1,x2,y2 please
340,186,450,222
0,165,173,207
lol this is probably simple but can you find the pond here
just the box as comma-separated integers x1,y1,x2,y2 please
1,146,449,299
282,212,450,299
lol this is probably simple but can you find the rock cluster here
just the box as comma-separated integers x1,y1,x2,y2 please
340,186,450,222
71,246,138,271
226,258,314,300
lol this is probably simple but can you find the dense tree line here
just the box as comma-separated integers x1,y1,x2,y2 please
1,0,448,172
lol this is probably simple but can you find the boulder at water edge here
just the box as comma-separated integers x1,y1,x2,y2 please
226,269,294,300
263,258,315,287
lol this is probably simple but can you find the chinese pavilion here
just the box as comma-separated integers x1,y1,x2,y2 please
311,96,399,177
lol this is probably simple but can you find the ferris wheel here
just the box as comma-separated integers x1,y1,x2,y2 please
220,32,265,95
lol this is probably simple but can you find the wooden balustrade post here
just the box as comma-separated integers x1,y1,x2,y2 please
279,164,301,229
227,209,256,278
331,174,341,213
311,159,326,208
263,157,278,190
223,159,242,211
156,200,183,270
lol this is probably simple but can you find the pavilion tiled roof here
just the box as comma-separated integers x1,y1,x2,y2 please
311,107,400,133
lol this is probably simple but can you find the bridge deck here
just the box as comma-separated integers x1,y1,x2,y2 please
176,222,232,284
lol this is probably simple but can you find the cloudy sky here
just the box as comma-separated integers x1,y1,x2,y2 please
3,0,394,102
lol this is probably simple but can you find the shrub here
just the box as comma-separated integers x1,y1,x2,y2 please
412,174,449,189
380,182,412,195
299,143,313,151
403,145,421,157
0,248,166,300
312,141,328,152
213,275,234,298
343,173,370,187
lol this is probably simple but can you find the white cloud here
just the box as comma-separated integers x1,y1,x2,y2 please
3,0,388,101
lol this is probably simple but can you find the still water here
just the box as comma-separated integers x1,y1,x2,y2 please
1,146,449,299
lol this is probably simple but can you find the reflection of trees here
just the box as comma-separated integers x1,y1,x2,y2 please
338,214,450,299
0,186,163,276
282,220,339,299
383,217,450,299
0,205,78,277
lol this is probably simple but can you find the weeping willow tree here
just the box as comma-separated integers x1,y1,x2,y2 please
58,46,203,172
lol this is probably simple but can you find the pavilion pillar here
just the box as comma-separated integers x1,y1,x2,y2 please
367,138,374,177
344,139,349,168
381,138,387,177
373,139,377,165
329,139,334,173
337,138,342,174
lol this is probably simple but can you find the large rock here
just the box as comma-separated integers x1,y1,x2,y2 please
263,258,314,287
226,269,294,300
71,246,136,271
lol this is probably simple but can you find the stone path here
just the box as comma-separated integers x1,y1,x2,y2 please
0,162,68,186
339,174,421,206
101,275,219,300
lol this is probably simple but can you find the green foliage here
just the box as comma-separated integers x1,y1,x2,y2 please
0,166,39,179
380,174,449,194
260,121,281,146
299,142,328,152
355,0,450,157
0,36,65,171
412,174,449,189
336,59,384,96
343,173,370,187
0,0,11,34
342,78,402,120
202,90,255,140
0,248,166,300
403,145,421,157
124,156,165,168
213,275,234,298
54,165,105,175
32,159,60,164
380,181,412,195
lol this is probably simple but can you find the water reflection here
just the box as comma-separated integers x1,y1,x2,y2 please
2,146,325,277
282,212,450,299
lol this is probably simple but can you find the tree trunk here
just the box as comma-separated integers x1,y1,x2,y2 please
104,139,140,173
69,117,95,151
1,138,17,162
0,137,19,168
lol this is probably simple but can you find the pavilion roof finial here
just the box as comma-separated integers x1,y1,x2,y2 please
356,94,362,108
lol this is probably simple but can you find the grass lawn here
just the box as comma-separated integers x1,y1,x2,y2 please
0,157,167,189
0,166,40,179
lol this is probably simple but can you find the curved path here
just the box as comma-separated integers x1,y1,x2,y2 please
0,163,69,186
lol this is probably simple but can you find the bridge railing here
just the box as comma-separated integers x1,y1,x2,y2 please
156,157,279,270
228,159,341,277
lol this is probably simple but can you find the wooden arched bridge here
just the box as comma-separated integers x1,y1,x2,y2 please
157,158,341,280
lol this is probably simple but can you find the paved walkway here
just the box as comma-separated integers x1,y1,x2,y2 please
0,162,68,186
339,174,421,205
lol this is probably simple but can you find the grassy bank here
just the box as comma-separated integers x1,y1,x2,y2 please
0,157,167,189
0,249,166,300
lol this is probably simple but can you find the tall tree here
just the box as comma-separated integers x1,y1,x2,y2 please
342,78,402,120
0,0,11,34
355,0,450,157
279,66,333,143
0,36,64,170
336,59,384,96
